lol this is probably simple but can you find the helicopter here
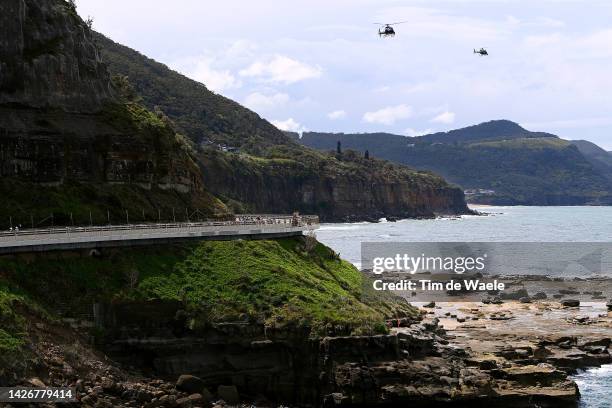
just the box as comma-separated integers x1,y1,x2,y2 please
474,48,489,56
374,22,407,38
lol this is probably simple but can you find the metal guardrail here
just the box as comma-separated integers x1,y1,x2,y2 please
0,215,320,248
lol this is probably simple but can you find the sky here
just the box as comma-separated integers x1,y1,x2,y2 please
77,0,612,149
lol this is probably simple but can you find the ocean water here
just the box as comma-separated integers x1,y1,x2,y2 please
316,206,612,407
574,365,612,408
316,206,612,269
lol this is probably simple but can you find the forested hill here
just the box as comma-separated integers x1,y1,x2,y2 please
417,120,557,144
571,140,612,182
94,32,472,221
95,33,292,150
301,121,612,206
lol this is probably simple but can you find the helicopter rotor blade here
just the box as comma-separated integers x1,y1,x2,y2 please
373,21,408,25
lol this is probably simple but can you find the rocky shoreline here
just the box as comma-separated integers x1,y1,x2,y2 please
4,282,610,407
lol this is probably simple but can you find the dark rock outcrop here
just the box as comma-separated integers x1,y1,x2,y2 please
0,0,115,112
0,0,227,223
199,150,470,221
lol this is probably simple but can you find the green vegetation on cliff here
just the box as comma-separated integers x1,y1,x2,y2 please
0,284,27,352
0,99,229,229
94,32,470,220
301,121,612,205
199,146,467,219
94,33,291,148
0,237,416,337
0,0,230,228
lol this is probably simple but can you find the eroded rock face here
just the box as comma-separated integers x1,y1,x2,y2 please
0,0,202,196
87,300,602,408
200,151,470,222
0,0,115,112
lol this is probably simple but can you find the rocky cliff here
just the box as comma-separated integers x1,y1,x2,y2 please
301,122,612,206
0,0,227,226
200,149,469,221
95,34,472,221
3,243,608,407
0,0,116,112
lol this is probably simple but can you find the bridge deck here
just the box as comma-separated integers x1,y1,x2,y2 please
0,215,319,254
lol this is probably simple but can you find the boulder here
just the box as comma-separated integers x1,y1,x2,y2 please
532,292,547,300
533,346,552,359
562,299,580,307
493,364,565,386
500,288,529,300
217,385,240,404
176,375,204,394
482,296,503,304
176,393,203,407
28,378,46,388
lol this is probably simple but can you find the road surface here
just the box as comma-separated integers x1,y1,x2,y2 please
0,215,319,254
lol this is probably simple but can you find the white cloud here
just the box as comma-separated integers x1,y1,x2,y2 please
405,128,433,137
506,15,521,26
431,111,456,124
271,118,307,133
327,110,347,120
170,57,240,93
243,92,289,111
240,55,322,84
533,17,565,28
507,15,564,28
363,104,413,125
373,86,391,93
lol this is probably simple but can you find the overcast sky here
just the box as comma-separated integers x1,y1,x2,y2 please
77,0,612,149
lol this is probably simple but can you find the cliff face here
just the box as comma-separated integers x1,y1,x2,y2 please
95,33,471,221
200,150,469,221
0,0,115,112
0,0,227,225
301,125,612,206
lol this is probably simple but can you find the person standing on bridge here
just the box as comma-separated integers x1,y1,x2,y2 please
292,212,300,227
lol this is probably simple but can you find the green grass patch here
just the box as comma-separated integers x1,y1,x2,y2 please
469,137,570,150
0,329,24,352
1,238,416,337
0,283,29,353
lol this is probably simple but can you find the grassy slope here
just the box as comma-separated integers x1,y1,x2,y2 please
0,238,416,344
0,283,27,352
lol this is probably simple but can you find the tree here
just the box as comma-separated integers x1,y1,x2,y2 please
67,0,76,10
85,16,94,29
336,141,342,155
111,75,141,103
365,150,370,159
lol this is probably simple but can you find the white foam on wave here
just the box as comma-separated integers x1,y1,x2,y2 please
318,224,362,231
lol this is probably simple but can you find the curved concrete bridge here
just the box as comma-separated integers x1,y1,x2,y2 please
0,215,319,254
